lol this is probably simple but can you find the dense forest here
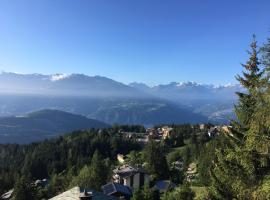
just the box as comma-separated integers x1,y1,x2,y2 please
0,36,270,200
0,125,143,198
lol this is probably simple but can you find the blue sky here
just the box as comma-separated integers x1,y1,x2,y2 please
0,0,269,86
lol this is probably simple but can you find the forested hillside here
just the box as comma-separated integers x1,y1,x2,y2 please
0,125,143,197
0,109,109,144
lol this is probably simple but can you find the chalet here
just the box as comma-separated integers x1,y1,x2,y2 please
49,186,118,200
186,163,198,182
147,129,159,140
161,126,174,139
221,125,233,136
102,182,132,200
112,165,150,189
199,124,205,130
208,126,219,138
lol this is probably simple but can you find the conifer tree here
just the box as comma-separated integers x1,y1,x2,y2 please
72,150,110,191
210,36,269,199
88,150,110,190
12,176,35,200
143,141,169,179
233,35,263,132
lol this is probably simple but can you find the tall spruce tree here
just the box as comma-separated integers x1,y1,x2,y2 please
210,36,269,199
234,35,263,132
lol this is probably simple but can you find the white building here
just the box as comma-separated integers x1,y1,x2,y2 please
112,165,150,189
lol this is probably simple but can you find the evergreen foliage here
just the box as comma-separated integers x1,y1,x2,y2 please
0,127,141,198
143,141,170,179
161,184,195,200
210,36,270,199
12,176,35,200
131,187,160,200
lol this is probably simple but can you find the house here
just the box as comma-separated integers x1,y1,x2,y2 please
0,189,13,200
146,128,159,139
157,128,163,135
49,186,118,200
161,126,174,139
102,182,132,200
125,132,137,140
221,125,233,136
117,154,127,164
186,163,198,182
199,124,205,130
112,165,150,189
208,126,219,138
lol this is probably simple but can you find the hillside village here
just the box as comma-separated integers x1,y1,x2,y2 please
1,123,232,200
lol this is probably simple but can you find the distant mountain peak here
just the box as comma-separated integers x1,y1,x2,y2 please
50,74,71,81
176,81,201,87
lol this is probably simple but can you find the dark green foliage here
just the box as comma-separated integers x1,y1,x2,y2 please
169,168,185,185
234,35,264,130
164,133,184,148
171,124,194,139
132,187,160,200
127,151,144,166
0,126,141,197
209,36,270,199
162,184,195,200
143,141,169,179
12,176,35,200
197,136,228,186
72,150,110,190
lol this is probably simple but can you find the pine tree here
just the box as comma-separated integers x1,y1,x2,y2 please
234,35,263,132
161,184,195,200
210,36,269,199
12,176,35,200
143,141,169,179
72,150,110,191
88,150,110,190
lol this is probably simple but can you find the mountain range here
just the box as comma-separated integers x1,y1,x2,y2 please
0,72,242,125
129,81,243,122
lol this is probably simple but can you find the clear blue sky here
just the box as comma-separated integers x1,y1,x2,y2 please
0,0,269,86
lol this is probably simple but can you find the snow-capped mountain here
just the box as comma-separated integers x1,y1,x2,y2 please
0,72,146,98
0,72,243,124
129,81,243,122
129,81,243,101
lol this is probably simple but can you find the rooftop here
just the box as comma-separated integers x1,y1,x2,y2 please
49,186,118,200
113,165,147,178
102,182,132,197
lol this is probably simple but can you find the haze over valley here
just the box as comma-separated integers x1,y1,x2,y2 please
0,72,242,126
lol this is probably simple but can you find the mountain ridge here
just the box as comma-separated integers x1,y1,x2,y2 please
0,109,110,144
0,72,242,123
